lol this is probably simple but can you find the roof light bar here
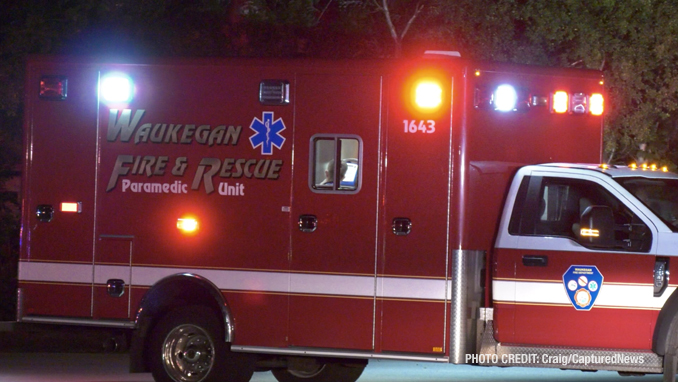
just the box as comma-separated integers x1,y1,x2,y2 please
629,163,669,172
493,85,518,112
552,91,569,113
590,93,604,115
571,93,588,114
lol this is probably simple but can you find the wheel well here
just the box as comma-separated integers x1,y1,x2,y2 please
129,273,232,373
653,287,678,355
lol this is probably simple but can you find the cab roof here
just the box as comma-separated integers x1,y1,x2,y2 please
537,163,678,180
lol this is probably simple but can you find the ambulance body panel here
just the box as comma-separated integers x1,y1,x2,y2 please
22,54,678,381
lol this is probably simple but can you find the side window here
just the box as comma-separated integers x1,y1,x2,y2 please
509,176,651,252
310,135,361,193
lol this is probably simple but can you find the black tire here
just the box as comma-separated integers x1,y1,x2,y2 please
663,315,678,382
272,361,366,382
148,305,255,382
664,351,677,382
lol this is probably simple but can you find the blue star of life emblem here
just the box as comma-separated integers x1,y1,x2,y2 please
249,112,286,155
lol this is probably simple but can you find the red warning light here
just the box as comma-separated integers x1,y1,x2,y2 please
39,76,68,100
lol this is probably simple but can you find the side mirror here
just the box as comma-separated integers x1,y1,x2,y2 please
579,205,615,247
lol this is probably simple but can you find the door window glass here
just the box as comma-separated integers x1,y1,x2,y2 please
310,135,361,193
509,176,651,252
617,177,678,232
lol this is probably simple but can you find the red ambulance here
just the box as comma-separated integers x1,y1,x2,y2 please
19,52,678,382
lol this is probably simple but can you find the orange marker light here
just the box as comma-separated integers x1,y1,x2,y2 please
177,218,199,233
414,81,443,110
61,202,81,213
590,93,604,115
581,228,600,237
553,91,569,113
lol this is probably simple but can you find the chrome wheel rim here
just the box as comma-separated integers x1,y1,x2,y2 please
162,324,215,382
288,364,326,378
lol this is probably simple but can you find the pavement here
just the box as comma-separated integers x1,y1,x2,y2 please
0,322,669,382
0,322,125,353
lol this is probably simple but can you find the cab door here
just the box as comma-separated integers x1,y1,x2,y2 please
20,62,98,318
493,171,658,349
289,73,382,350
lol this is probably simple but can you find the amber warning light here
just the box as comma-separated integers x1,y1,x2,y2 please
177,218,199,233
580,228,600,237
414,80,443,111
60,202,82,213
590,94,604,116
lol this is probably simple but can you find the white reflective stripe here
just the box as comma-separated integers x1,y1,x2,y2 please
94,265,130,284
290,273,371,297
492,280,515,301
132,267,290,294
493,279,675,309
19,262,93,284
379,277,450,300
19,262,449,301
597,284,673,309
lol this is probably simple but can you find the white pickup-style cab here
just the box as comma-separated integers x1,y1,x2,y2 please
485,163,678,374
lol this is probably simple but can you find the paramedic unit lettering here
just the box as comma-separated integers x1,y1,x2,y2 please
19,53,678,382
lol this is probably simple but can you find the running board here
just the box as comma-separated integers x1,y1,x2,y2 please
20,316,136,329
478,321,662,374
232,345,450,363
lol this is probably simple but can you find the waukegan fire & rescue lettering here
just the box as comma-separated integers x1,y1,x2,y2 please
105,109,283,195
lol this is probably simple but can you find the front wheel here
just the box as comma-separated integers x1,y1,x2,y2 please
272,360,366,382
148,305,254,382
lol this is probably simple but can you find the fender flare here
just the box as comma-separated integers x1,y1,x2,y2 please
129,273,233,372
653,287,678,355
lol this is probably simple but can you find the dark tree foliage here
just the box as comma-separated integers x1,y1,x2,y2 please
437,0,678,167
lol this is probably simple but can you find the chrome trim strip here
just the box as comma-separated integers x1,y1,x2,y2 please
93,70,101,318
450,250,466,364
449,250,484,364
99,234,134,239
443,75,455,360
16,287,23,321
21,316,136,329
372,75,384,350
231,345,450,363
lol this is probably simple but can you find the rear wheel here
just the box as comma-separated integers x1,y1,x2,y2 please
272,360,366,382
148,305,255,382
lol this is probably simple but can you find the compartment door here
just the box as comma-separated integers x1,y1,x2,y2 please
20,64,98,318
378,74,452,354
289,74,382,350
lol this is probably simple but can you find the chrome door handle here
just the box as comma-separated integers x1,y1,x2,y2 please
298,215,318,233
392,218,412,236
522,255,548,267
